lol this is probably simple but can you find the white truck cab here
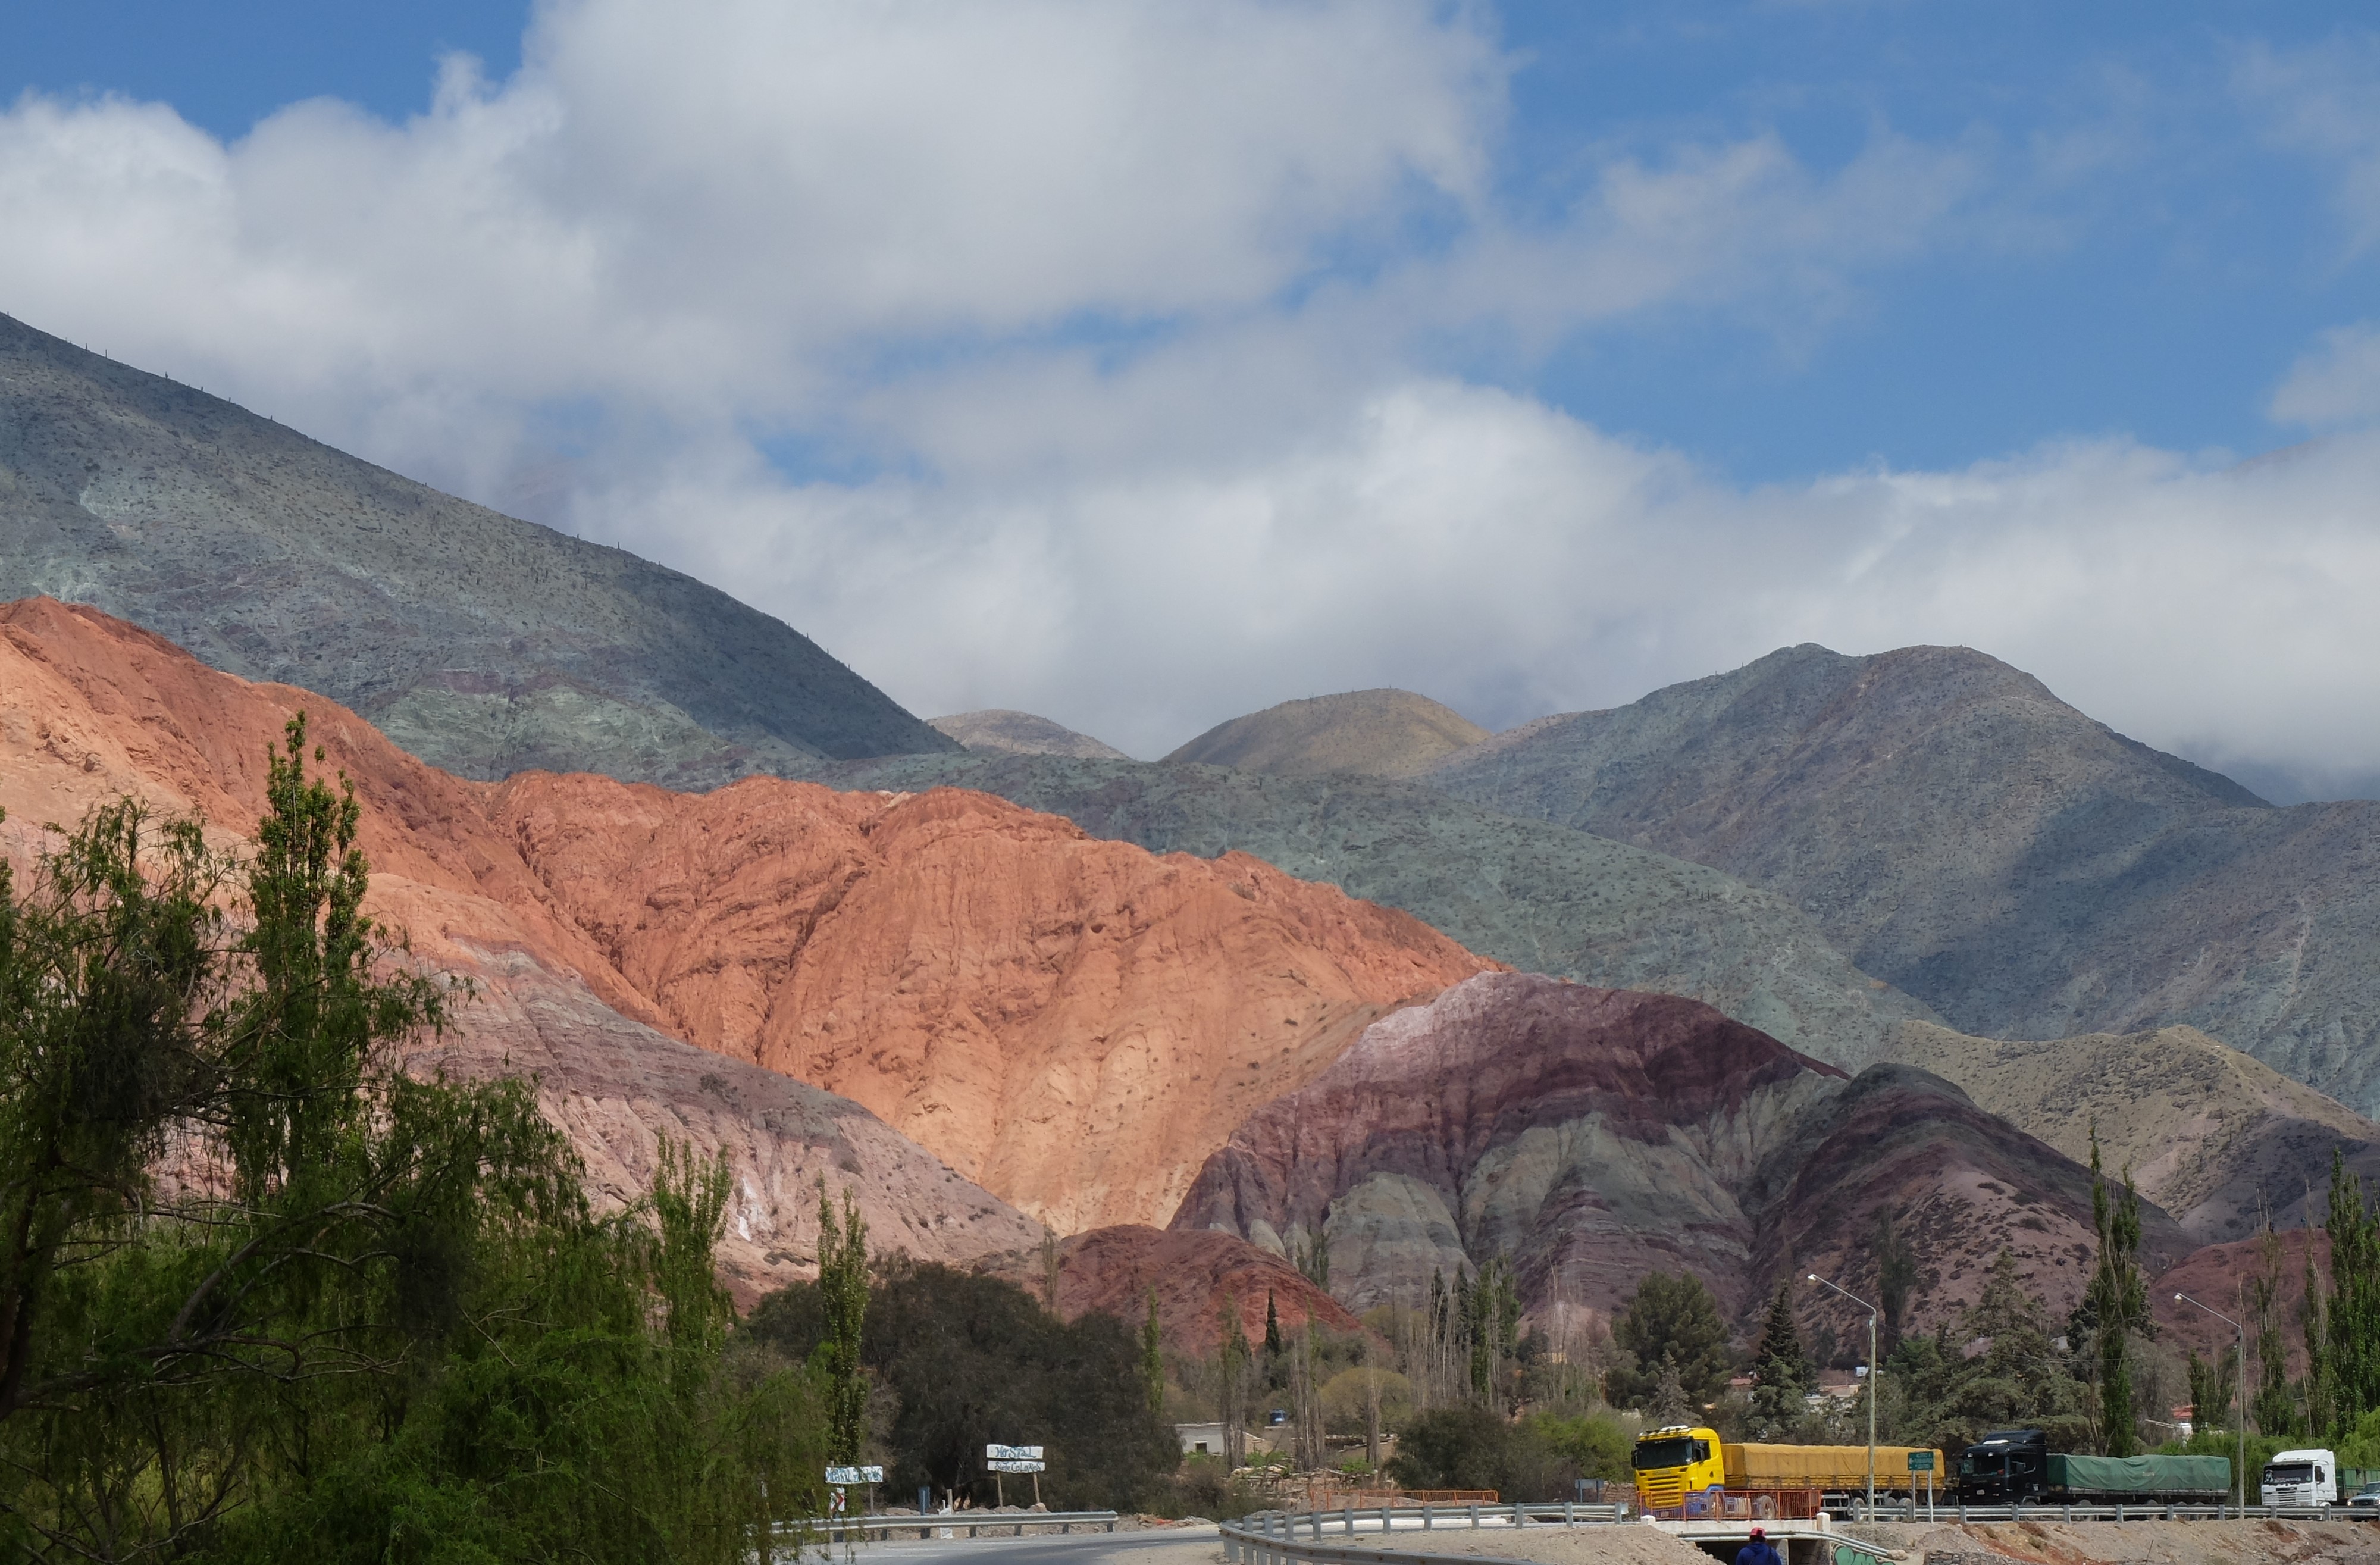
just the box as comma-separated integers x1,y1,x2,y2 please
2262,1448,2338,1508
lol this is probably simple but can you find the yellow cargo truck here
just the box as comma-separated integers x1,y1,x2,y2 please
1632,1427,1946,1514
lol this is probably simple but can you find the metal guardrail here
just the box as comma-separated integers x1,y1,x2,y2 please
811,1510,1121,1540
1220,1502,1624,1564
1888,1501,2377,1523
1219,1495,2380,1563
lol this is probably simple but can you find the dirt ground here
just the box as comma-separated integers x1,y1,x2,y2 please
1838,1517,2380,1564
1361,1516,2380,1565
1327,1522,1732,1565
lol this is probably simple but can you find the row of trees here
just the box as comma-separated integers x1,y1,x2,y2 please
743,1259,1180,1510
0,722,825,1561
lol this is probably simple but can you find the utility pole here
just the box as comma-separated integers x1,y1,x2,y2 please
1810,1272,1880,1517
2175,1291,2247,1510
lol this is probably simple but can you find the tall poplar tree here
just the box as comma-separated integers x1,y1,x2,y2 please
1141,1288,1166,1415
2085,1128,2152,1455
2325,1150,2380,1433
816,1179,870,1464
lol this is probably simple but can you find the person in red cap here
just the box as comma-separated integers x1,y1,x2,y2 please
1733,1524,1784,1565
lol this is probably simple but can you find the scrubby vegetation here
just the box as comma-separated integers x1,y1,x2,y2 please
0,719,822,1561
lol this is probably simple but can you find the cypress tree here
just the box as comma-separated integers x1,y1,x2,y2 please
1141,1287,1166,1415
2324,1150,2380,1433
2252,1226,2297,1435
2303,1243,2334,1438
816,1179,870,1464
2085,1127,2151,1455
1264,1289,1283,1357
1749,1279,1812,1436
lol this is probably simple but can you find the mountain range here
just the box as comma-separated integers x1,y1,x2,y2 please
0,312,953,788
7,311,2378,1362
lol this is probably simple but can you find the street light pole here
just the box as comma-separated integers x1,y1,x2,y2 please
1810,1272,1880,1517
2176,1292,2246,1510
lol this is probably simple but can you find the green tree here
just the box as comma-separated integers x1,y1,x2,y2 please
815,1179,870,1464
1748,1279,1813,1438
746,1261,1178,1510
1297,1230,1330,1293
2186,1347,2238,1438
1887,1250,2090,1453
1220,1291,1252,1466
2303,1241,2334,1439
2325,1150,2380,1435
1467,1254,1520,1407
1264,1289,1283,1357
0,722,823,1562
2251,1227,2297,1436
2085,1128,2153,1455
1875,1209,1918,1355
1609,1271,1731,1414
1142,1287,1167,1414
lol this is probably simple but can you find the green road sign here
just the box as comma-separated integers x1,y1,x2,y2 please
1907,1451,1935,1472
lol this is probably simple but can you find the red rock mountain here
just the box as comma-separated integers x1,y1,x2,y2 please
1173,971,2188,1332
0,597,1045,1299
485,769,1489,1231
0,599,1488,1263
988,1226,1361,1355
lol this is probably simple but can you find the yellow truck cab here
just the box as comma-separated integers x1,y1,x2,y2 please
1631,1425,1726,1514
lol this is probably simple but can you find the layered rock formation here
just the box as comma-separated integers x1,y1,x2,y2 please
0,312,955,787
1739,1062,2190,1337
484,769,1490,1232
1173,973,1840,1319
2151,1228,2328,1378
816,751,1935,1067
0,597,1041,1300
989,1226,1360,1355
1883,1022,2380,1244
1,598,1489,1250
930,709,1132,760
1174,972,2185,1332
1166,688,1490,780
1429,643,2380,1116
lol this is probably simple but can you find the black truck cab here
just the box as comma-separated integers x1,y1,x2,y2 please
1958,1429,2049,1504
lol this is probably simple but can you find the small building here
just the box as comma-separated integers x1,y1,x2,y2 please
1173,1422,1274,1458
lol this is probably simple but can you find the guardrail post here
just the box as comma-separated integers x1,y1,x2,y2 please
1423,1504,1432,1531
1468,1502,1479,1529
1564,1500,1574,1526
1380,1504,1391,1536
1344,1505,1352,1536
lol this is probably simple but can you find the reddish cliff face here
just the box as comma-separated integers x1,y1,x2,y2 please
0,597,1045,1300
1,599,1489,1252
1175,970,2188,1338
1741,1063,2191,1336
483,770,1490,1231
987,1225,1361,1356
2150,1229,2328,1380
1173,972,1844,1317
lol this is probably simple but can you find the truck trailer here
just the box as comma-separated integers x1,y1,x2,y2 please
1955,1429,2230,1504
1631,1426,1944,1514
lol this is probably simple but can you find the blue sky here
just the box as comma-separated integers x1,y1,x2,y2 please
14,1,2370,478
5,2,2379,785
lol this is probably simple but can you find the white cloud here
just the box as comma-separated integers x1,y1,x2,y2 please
2272,321,2380,428
2237,36,2380,254
574,376,2380,782
7,1,2372,790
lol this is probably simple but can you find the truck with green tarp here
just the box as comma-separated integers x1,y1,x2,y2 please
1957,1431,2230,1503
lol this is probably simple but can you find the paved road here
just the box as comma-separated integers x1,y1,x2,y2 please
798,1526,1224,1565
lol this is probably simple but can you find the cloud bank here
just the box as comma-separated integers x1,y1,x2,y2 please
2,1,2378,787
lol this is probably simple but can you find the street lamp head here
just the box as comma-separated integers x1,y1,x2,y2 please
1807,1273,1818,1282
2175,1292,2184,1301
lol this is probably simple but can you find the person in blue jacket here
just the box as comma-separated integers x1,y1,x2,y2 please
1733,1525,1784,1565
